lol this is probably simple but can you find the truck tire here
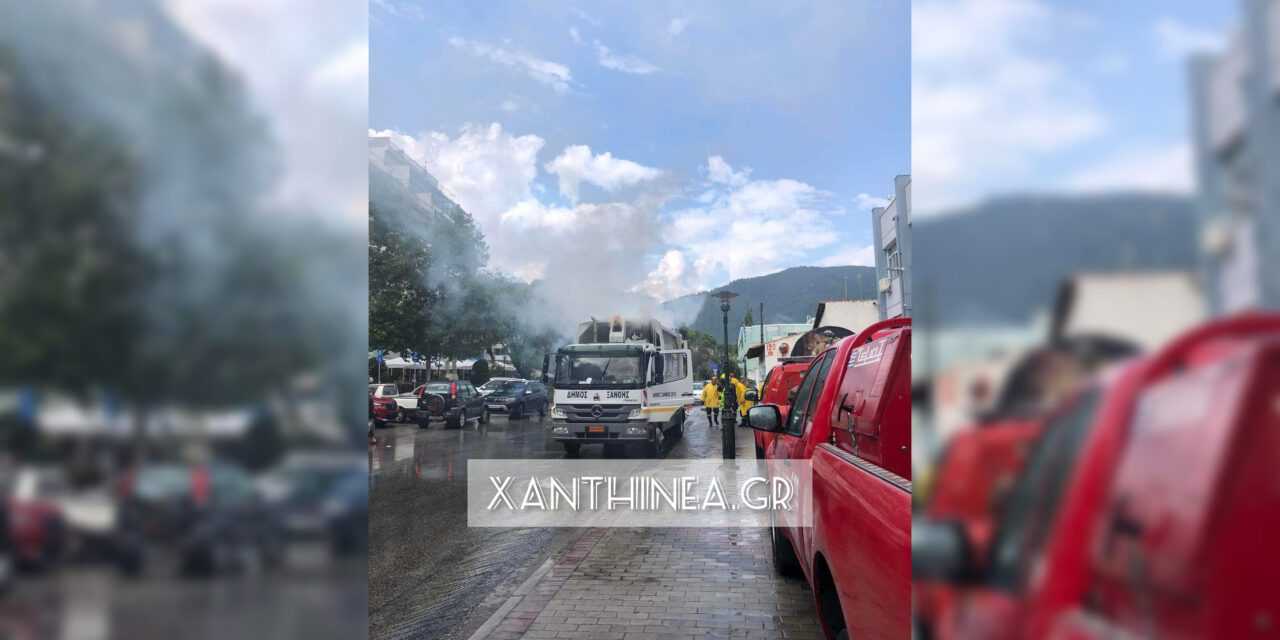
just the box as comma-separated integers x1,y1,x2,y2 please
638,437,659,458
770,519,802,577
563,442,581,458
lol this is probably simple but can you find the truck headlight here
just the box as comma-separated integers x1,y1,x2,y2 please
628,407,643,419
551,405,566,419
624,425,647,435
551,425,569,435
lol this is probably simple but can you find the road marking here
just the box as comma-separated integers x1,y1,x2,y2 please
464,557,554,640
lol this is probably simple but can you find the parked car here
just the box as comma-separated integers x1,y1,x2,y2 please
369,383,400,427
753,356,817,459
0,505,12,594
258,452,366,542
477,377,524,397
914,313,1280,639
747,317,912,640
482,379,548,419
416,380,487,429
5,468,68,571
324,472,368,556
114,462,284,577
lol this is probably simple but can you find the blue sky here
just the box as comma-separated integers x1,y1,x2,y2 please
370,0,909,300
913,0,1238,214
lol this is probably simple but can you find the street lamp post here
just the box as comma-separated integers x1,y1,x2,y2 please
713,291,738,459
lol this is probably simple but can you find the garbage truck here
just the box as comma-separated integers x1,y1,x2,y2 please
547,316,694,457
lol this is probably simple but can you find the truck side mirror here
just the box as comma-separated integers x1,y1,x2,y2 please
745,405,782,432
541,354,551,384
911,518,976,582
653,354,665,382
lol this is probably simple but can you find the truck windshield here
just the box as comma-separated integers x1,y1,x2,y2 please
555,351,645,387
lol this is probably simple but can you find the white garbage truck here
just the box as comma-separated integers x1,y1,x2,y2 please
547,316,694,457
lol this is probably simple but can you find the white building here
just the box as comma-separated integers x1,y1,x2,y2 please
872,175,912,319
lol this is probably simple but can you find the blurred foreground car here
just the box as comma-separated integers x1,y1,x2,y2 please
259,452,365,544
115,463,284,577
914,314,1280,639
324,471,368,555
6,468,68,570
482,379,547,419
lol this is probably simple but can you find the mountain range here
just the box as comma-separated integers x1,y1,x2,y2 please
661,265,878,336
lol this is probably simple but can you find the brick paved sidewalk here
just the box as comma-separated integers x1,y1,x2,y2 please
481,527,823,640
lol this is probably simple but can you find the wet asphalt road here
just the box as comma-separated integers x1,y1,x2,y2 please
0,544,367,640
367,406,739,640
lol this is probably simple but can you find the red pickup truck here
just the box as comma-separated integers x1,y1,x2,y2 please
747,317,911,640
914,313,1280,639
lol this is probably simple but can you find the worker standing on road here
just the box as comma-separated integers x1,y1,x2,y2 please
731,374,752,418
700,379,721,427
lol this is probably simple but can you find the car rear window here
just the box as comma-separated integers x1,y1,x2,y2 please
423,383,451,393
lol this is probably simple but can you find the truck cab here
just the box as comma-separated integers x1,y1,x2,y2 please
547,316,693,457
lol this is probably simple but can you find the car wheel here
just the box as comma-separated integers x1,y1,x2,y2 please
446,413,461,429
770,512,802,577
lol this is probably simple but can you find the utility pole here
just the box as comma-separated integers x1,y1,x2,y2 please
713,291,738,459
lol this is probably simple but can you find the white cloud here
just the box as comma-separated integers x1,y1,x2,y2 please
646,156,843,298
913,0,1107,214
371,123,545,222
499,98,520,112
569,26,582,45
853,193,890,211
1066,141,1194,194
594,40,660,75
667,17,689,37
544,145,663,203
1154,17,1225,59
449,37,573,93
819,245,875,267
310,40,367,91
371,0,424,21
706,155,750,187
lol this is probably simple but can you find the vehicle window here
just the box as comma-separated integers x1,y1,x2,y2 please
493,381,526,394
555,350,645,387
211,467,257,507
134,466,190,501
800,353,837,435
661,353,688,383
785,353,828,436
987,388,1102,590
423,383,451,394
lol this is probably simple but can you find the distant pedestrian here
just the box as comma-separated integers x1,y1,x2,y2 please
701,379,721,427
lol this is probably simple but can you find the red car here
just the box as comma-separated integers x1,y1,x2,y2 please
753,356,814,459
747,317,912,639
369,383,399,428
6,468,68,570
914,313,1280,639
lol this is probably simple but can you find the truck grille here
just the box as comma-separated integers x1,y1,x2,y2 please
560,404,638,422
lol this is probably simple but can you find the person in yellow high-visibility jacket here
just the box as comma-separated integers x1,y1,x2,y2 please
700,379,721,427
731,374,753,418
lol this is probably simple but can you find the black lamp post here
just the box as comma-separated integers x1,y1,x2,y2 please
713,291,738,459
